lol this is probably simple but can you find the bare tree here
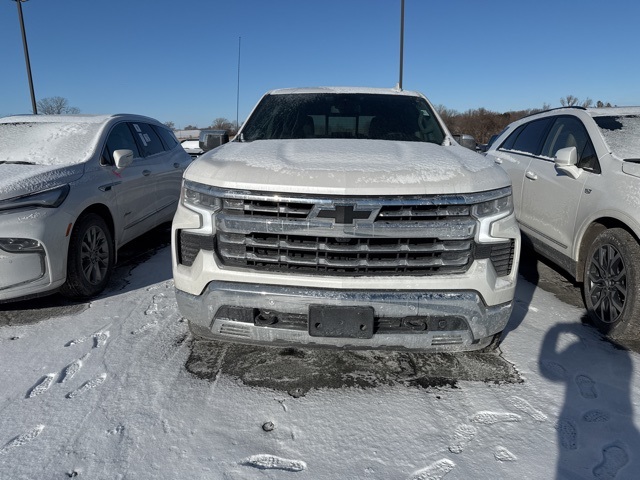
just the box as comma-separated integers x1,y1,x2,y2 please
36,96,80,114
210,117,240,135
211,117,234,130
164,121,175,129
596,100,613,108
560,95,579,107
560,95,593,108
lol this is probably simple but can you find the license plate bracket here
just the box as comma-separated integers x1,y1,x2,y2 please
308,305,374,339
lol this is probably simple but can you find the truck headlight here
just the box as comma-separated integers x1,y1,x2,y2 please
472,191,513,219
0,185,70,212
182,180,222,211
471,188,515,243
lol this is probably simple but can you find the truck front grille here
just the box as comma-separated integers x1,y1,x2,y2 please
177,188,516,277
217,232,473,275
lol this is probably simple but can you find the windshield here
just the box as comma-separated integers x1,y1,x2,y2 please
0,121,104,166
241,93,445,145
594,115,640,161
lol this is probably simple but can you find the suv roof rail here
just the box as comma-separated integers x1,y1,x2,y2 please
521,105,587,120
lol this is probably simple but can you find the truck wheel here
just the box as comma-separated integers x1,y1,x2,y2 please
582,228,640,341
60,213,114,299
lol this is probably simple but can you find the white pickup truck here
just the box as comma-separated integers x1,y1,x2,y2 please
171,87,520,351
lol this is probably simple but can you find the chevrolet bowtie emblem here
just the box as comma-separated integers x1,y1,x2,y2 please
316,205,372,224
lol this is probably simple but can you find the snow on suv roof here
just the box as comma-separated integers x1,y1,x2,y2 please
267,86,422,97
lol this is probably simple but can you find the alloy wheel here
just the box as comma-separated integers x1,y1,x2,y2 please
586,243,627,324
80,225,110,285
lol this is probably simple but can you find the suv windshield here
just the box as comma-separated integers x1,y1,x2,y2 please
0,122,103,166
594,115,640,161
240,93,445,144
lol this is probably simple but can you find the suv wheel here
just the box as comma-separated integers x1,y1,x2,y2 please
583,228,640,340
60,213,114,299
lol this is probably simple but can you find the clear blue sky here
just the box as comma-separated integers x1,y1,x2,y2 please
2,0,639,129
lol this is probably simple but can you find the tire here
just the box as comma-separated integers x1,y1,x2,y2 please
60,213,114,300
582,228,640,341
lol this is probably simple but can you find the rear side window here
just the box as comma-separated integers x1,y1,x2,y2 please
131,122,165,157
152,124,179,150
508,118,553,155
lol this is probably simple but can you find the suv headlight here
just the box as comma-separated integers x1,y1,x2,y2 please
0,185,70,213
182,180,222,211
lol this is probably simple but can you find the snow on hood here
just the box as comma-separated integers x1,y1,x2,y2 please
186,139,508,196
0,119,104,167
0,163,84,199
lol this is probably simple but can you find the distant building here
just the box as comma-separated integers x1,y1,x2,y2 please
174,129,201,140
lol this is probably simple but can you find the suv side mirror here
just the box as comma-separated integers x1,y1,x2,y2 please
113,149,134,169
555,146,581,179
453,134,477,151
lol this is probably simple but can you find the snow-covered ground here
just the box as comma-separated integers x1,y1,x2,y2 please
1,246,639,479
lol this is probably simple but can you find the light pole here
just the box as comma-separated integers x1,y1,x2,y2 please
398,0,404,90
13,0,37,114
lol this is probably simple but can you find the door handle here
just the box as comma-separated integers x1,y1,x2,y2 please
173,163,181,168
494,157,503,164
142,170,151,176
525,171,538,180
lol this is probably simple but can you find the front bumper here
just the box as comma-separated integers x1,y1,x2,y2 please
176,281,513,351
0,208,72,302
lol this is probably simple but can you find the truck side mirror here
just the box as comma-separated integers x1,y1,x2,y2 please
199,130,230,152
453,134,477,151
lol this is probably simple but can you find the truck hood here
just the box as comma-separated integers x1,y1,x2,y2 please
185,139,509,196
0,163,84,200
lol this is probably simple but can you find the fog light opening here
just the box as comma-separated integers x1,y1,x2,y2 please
255,310,278,326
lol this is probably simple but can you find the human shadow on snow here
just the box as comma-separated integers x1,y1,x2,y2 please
539,322,640,479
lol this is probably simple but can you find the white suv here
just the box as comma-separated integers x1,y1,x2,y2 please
0,114,191,302
172,87,520,352
485,106,640,341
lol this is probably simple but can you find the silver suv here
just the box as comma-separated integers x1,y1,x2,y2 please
172,87,520,352
485,107,640,341
0,114,191,302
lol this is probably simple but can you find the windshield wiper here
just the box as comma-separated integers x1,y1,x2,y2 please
624,158,640,163
0,161,36,165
